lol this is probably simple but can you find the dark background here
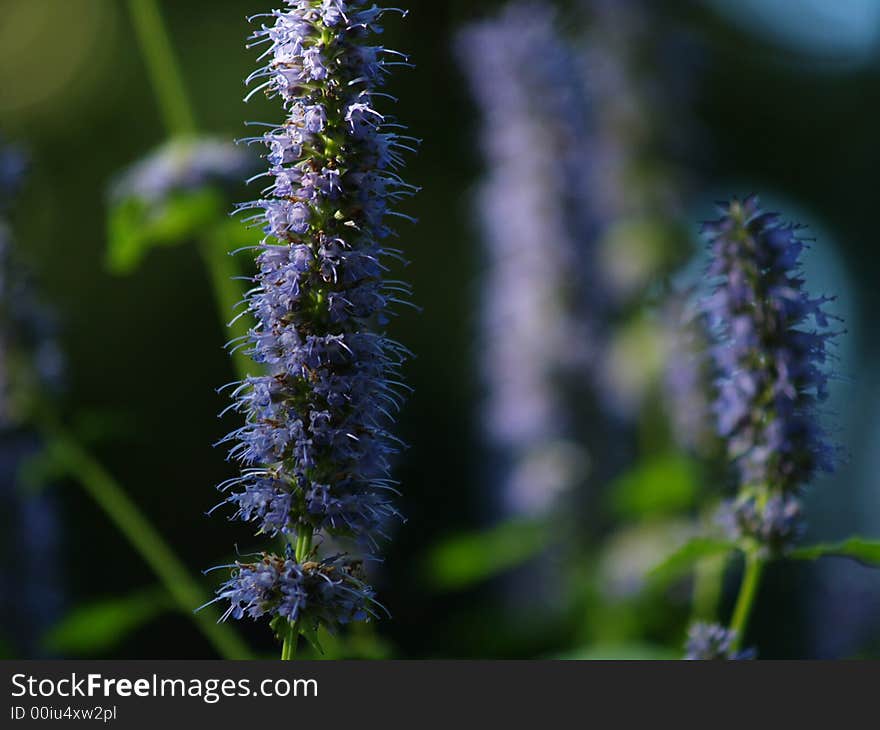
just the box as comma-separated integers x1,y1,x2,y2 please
1,0,879,658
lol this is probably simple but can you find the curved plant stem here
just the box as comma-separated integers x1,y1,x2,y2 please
127,0,197,136
128,0,251,383
48,428,253,660
728,551,765,652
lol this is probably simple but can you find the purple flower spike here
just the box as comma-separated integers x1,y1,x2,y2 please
457,2,595,517
702,196,841,551
211,1,415,634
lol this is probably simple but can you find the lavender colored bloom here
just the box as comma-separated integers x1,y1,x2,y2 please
458,2,596,516
213,553,381,630
684,622,754,660
702,196,839,550
718,494,803,554
212,2,415,632
112,138,254,207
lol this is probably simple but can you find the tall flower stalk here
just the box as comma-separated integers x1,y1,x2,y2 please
690,196,841,656
458,2,595,518
210,1,416,658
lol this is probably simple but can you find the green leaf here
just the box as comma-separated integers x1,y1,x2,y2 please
610,453,701,519
647,537,737,589
425,518,550,591
106,188,225,274
790,537,880,566
42,588,172,655
598,217,693,295
308,625,392,660
299,623,325,656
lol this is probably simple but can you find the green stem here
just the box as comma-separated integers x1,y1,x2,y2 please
198,231,252,382
48,429,253,660
94,0,255,661
294,529,313,562
279,530,314,660
728,551,765,651
281,620,299,661
127,0,197,136
128,1,251,382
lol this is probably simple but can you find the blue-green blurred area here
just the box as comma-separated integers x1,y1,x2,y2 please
1,0,880,659
706,0,880,66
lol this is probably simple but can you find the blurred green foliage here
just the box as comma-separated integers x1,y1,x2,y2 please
647,537,736,590
107,189,225,274
791,538,880,566
609,454,701,519
42,588,172,656
426,518,551,591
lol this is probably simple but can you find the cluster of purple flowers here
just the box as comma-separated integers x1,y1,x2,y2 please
214,552,379,629
684,622,754,660
112,138,253,207
458,2,596,516
703,196,838,551
461,1,699,520
212,1,415,635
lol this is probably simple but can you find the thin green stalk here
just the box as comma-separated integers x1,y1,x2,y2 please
127,0,197,136
728,551,765,652
281,621,299,661
48,429,253,659
98,0,252,660
198,231,252,382
280,530,314,660
294,530,314,562
128,1,251,382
